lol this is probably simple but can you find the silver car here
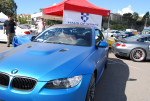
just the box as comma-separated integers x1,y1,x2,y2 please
112,34,150,62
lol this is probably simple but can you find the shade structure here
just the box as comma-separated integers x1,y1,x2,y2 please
0,12,8,22
43,0,110,17
31,12,62,20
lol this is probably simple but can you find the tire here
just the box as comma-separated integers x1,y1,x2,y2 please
85,73,96,101
115,54,121,58
130,48,146,62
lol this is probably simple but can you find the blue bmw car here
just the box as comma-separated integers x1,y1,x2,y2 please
0,24,108,101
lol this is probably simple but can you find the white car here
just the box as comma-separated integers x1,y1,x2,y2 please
15,25,31,36
30,25,37,32
105,30,121,38
0,23,7,42
0,24,31,42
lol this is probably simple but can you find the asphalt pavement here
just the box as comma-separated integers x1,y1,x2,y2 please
0,42,150,101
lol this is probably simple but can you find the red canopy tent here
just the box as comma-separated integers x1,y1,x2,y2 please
43,0,110,17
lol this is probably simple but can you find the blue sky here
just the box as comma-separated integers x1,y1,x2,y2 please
14,0,150,16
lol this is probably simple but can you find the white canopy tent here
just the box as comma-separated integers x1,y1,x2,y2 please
0,12,8,22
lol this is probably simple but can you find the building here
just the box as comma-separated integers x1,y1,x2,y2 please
31,12,62,24
110,13,122,21
17,14,31,24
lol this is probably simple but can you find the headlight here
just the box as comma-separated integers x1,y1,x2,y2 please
44,75,82,89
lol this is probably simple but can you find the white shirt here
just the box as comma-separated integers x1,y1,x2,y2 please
38,21,45,33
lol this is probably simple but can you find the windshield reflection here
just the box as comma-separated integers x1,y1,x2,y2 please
34,27,92,46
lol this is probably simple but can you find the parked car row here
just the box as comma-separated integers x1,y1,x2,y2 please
104,31,137,48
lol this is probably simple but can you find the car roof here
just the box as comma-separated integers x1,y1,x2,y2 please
125,34,150,41
51,24,94,29
0,23,4,25
140,34,150,37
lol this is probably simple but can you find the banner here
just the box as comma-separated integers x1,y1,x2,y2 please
63,10,102,29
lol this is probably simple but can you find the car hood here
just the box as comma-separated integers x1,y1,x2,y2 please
0,42,93,81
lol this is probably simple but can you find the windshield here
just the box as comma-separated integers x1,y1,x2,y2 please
33,27,92,46
18,25,30,29
124,32,134,35
137,37,150,42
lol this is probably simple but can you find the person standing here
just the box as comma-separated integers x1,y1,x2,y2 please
36,18,45,34
3,15,17,47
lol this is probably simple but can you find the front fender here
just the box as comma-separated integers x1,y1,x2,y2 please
68,50,96,77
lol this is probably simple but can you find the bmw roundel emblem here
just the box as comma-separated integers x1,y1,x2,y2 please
11,69,18,74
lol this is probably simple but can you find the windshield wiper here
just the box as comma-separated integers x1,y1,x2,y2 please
46,41,72,45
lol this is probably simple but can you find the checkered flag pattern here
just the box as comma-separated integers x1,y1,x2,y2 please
81,13,89,23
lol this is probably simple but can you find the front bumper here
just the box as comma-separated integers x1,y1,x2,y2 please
0,74,92,101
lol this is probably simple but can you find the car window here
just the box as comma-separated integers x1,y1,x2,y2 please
0,25,3,30
116,31,120,33
137,38,144,42
95,29,104,42
111,31,115,33
148,37,150,41
18,25,29,29
137,37,149,42
34,27,92,46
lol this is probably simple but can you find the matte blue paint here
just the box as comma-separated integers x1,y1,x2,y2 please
0,25,109,101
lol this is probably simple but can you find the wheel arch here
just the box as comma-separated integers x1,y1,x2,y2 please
94,69,97,80
129,47,147,61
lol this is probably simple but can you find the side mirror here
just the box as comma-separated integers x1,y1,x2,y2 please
31,36,36,41
99,41,108,48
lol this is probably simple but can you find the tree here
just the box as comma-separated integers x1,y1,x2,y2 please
0,0,17,19
122,13,134,28
142,12,150,26
142,12,149,21
110,24,125,30
132,12,139,21
39,8,43,12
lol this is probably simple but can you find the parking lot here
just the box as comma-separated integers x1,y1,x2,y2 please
0,42,149,101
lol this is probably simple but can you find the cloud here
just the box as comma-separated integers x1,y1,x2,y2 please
140,14,144,17
112,9,117,13
52,3,57,6
118,5,134,15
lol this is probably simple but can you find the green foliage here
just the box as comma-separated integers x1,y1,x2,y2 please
110,20,121,25
102,17,108,22
132,12,139,21
0,0,17,19
17,15,31,24
142,12,149,21
46,20,62,26
110,24,125,30
39,8,43,12
102,26,107,30
102,12,150,31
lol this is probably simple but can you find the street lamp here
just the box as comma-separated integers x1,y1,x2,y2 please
107,16,110,38
145,18,148,27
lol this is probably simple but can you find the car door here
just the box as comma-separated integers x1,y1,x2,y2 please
94,29,107,77
0,24,7,42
